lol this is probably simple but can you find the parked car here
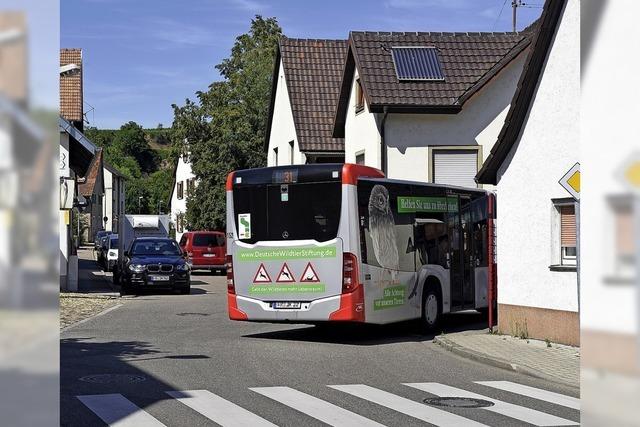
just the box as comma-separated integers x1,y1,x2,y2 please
104,234,119,272
179,231,226,274
94,230,113,250
119,237,190,295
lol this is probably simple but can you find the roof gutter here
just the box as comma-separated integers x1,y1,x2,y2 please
381,107,389,175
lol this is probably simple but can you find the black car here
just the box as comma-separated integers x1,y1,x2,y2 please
119,237,191,295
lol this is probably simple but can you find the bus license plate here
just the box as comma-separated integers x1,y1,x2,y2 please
273,302,301,309
149,275,170,282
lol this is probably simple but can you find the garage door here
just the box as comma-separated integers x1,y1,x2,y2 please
432,149,478,188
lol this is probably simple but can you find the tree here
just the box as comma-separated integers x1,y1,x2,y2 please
171,16,282,230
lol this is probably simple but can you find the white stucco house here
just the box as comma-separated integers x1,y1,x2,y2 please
102,162,125,233
332,29,534,187
169,152,196,242
265,38,347,165
476,0,579,345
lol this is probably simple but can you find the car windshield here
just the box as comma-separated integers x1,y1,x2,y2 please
131,240,181,256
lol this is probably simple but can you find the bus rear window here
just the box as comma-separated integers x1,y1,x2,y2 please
233,182,342,243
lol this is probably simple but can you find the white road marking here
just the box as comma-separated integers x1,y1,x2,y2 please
475,381,580,410
404,383,578,426
77,394,166,427
329,384,488,427
251,386,385,427
166,390,276,427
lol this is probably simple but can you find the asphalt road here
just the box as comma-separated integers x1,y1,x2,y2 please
61,273,580,426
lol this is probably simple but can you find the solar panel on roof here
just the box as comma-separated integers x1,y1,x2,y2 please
391,47,444,81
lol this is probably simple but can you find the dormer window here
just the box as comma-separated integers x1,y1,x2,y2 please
355,78,364,113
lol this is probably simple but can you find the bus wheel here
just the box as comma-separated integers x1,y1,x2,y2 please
421,286,441,333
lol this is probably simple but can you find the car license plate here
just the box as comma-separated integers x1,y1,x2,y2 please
273,301,301,309
203,254,214,257
149,275,170,282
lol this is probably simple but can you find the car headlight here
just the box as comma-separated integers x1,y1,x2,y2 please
128,264,145,273
176,264,190,272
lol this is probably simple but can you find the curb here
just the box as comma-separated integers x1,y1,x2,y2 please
433,335,579,389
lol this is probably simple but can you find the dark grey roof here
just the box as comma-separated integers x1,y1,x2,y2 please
333,30,534,137
265,37,347,153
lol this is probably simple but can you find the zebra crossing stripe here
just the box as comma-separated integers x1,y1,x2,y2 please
475,381,580,410
328,384,488,427
250,386,385,427
77,394,166,427
404,383,578,426
166,390,276,427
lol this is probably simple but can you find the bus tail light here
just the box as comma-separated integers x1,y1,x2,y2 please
342,252,359,293
330,252,364,322
226,255,235,294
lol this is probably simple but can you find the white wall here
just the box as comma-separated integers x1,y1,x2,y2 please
342,53,526,183
266,58,305,166
344,70,382,168
103,168,114,232
495,0,579,313
385,53,526,184
170,153,195,242
581,0,637,335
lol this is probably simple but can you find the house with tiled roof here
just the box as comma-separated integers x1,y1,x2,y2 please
332,29,534,187
59,48,108,289
265,37,347,165
476,0,579,345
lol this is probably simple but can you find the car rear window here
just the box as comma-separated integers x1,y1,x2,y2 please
192,233,224,247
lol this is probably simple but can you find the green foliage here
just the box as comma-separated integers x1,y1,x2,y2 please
172,16,281,230
85,123,175,215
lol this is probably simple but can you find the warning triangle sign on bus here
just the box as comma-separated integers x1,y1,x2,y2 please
252,263,272,283
276,263,295,283
299,262,320,282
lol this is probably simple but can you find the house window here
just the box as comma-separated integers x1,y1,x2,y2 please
557,203,577,265
355,151,365,165
607,195,635,281
355,79,364,113
432,149,478,188
176,213,184,233
273,147,278,166
289,140,294,165
177,181,184,200
186,178,195,195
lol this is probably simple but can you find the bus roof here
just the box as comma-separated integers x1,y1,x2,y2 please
359,177,492,195
226,163,384,189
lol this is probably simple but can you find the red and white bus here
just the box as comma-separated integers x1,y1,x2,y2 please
226,163,496,330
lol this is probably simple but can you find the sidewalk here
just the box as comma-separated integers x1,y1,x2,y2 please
76,246,118,295
434,331,580,388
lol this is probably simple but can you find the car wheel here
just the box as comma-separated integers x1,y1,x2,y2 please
180,286,190,295
421,285,442,333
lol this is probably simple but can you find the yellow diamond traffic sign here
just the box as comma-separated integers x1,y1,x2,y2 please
559,162,580,200
624,161,640,189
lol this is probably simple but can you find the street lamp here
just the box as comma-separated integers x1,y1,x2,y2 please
138,196,143,214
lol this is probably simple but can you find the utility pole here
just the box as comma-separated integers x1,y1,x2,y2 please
512,0,518,33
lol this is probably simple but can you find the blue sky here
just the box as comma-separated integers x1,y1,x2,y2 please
61,0,542,130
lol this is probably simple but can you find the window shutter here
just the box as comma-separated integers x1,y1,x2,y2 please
433,150,478,188
560,205,576,247
615,208,633,255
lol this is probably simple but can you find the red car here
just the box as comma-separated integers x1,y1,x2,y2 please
179,231,226,274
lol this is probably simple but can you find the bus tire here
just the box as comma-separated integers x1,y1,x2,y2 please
421,281,442,333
